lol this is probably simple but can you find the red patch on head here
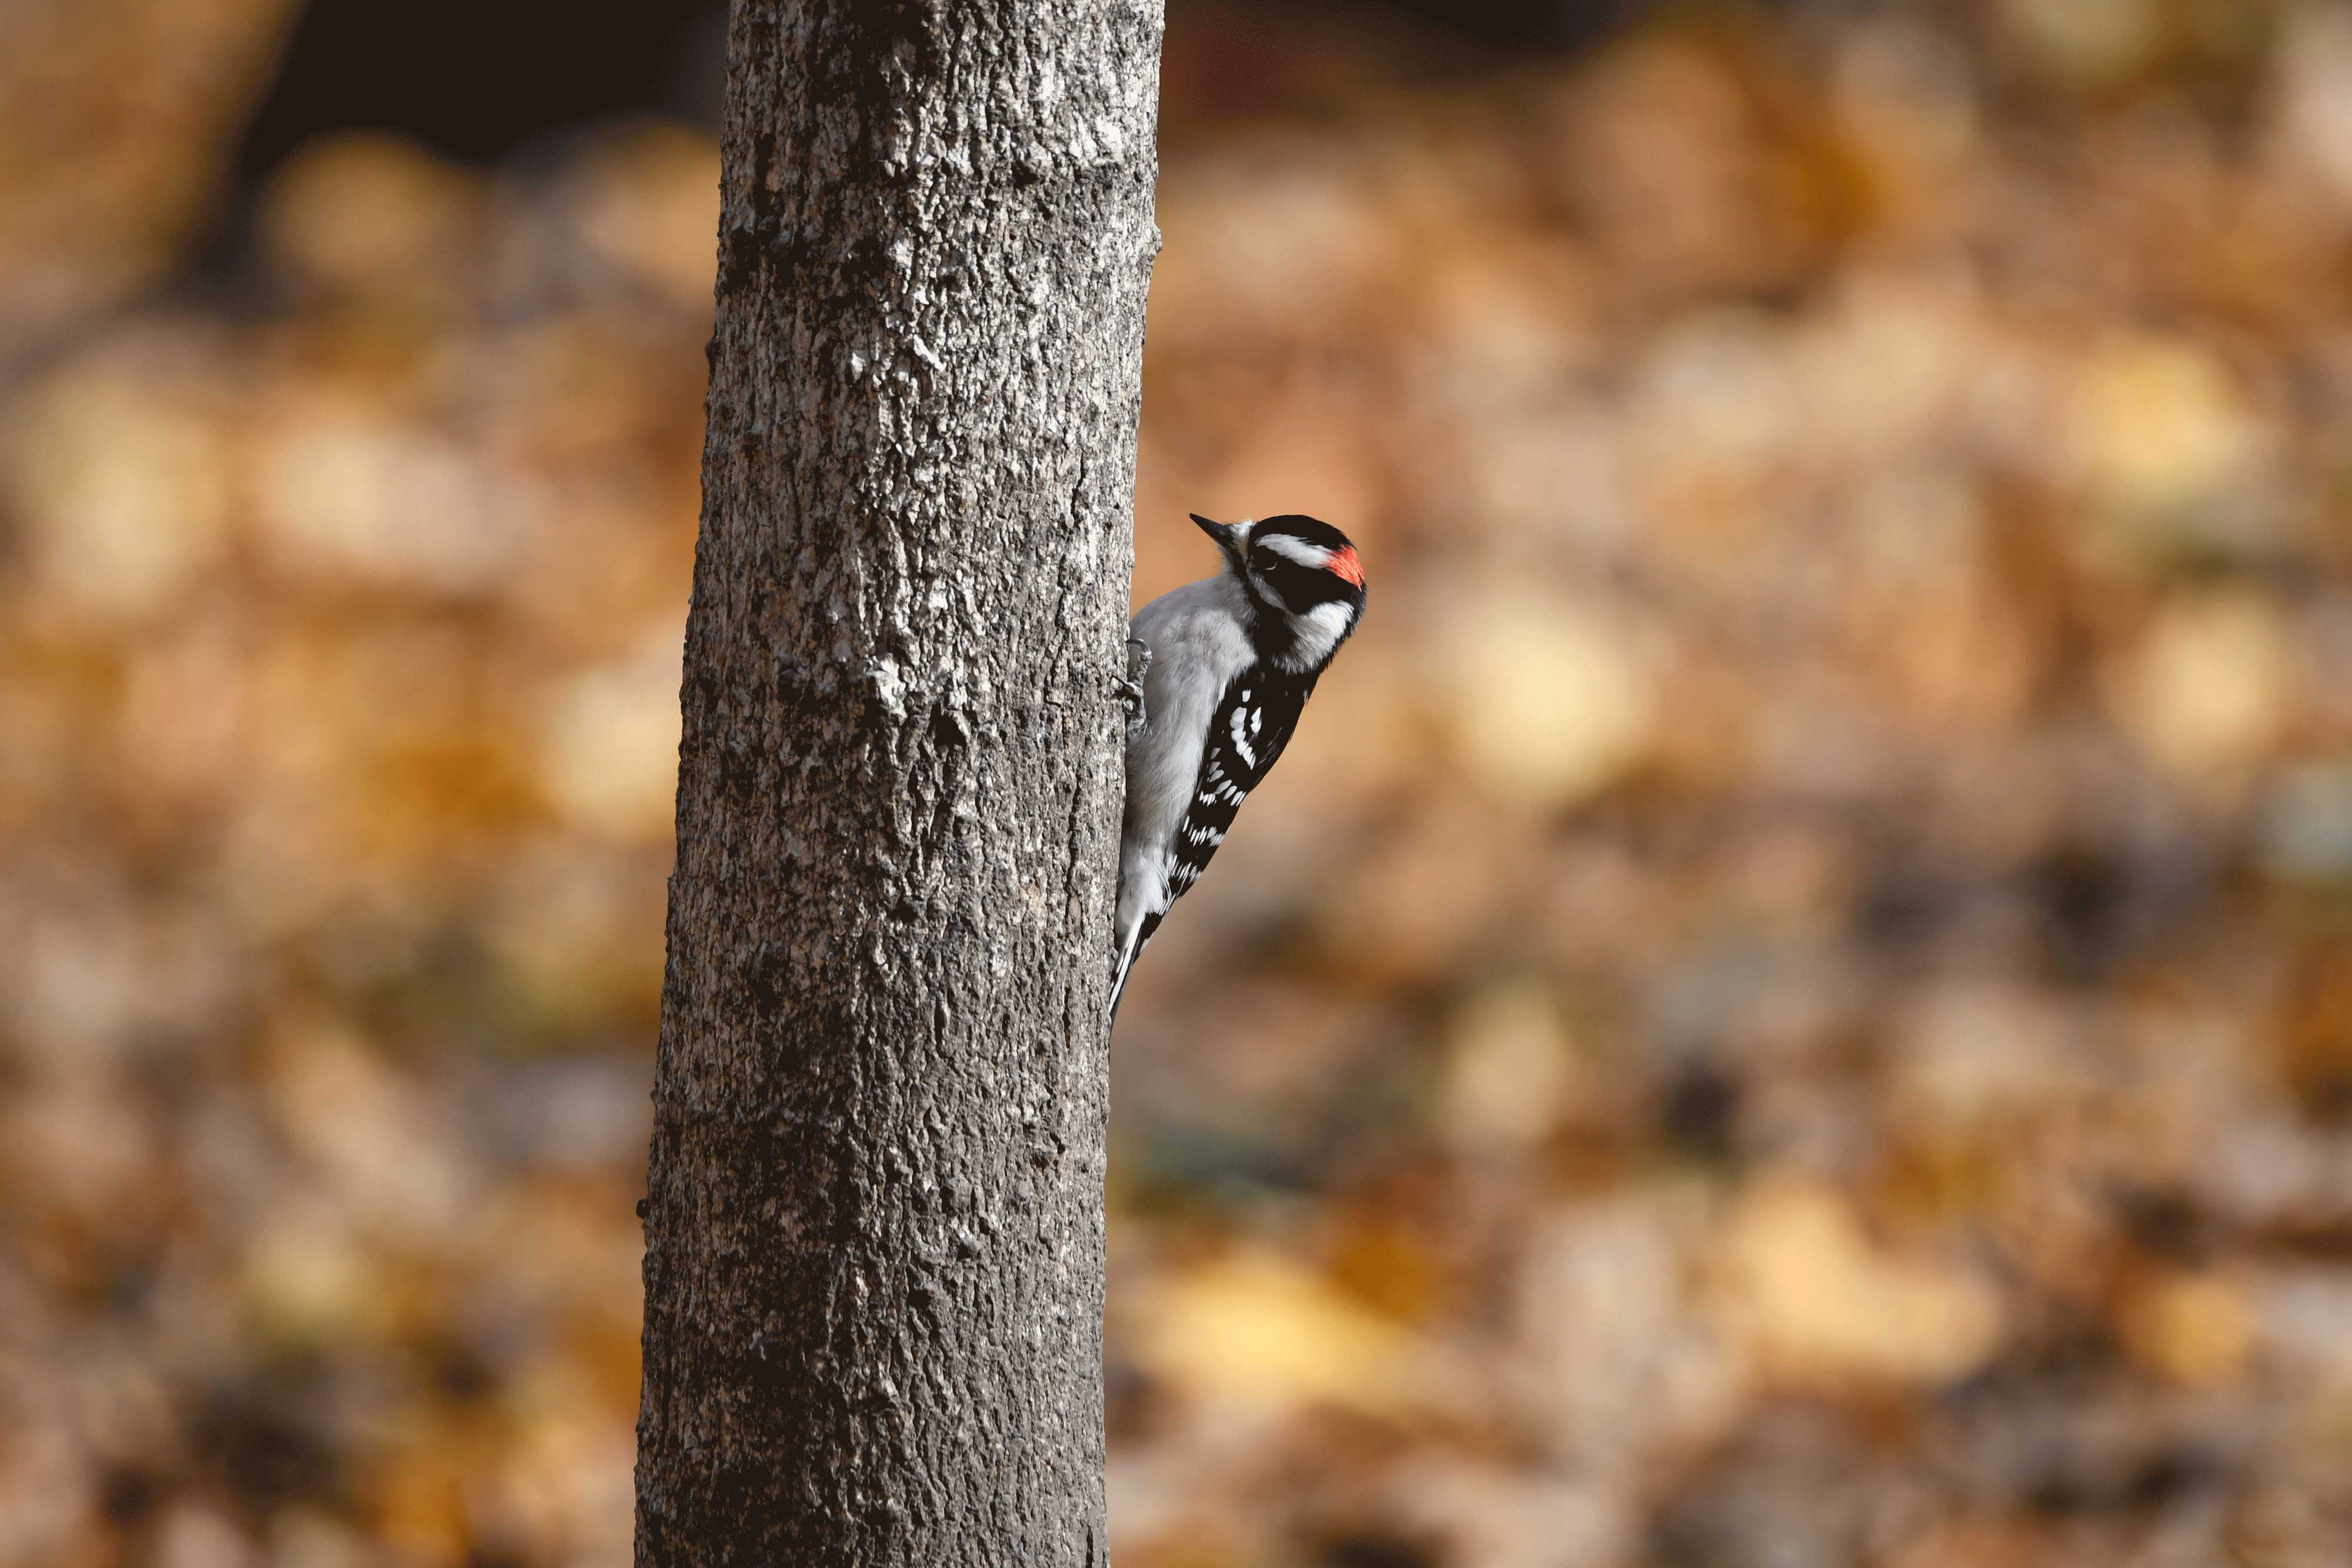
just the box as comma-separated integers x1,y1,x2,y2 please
1325,545,1365,587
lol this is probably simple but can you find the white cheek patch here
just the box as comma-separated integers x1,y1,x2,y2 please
1254,534,1332,570
1290,599,1354,664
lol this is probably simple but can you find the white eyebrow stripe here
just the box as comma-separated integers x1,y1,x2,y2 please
1254,534,1331,569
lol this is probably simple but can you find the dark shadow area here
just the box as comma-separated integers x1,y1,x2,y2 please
232,0,731,175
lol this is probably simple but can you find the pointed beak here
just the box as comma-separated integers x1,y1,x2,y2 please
1190,512,1244,564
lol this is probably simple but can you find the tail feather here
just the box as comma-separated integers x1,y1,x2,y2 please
1108,910,1162,1024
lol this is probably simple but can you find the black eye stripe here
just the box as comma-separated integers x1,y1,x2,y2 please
1254,554,1317,581
1251,553,1339,606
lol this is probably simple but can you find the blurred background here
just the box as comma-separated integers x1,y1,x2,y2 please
8,0,2352,1564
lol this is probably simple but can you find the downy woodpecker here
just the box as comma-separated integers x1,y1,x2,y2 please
1112,513,1367,1018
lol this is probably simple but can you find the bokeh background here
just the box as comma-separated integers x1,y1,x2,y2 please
9,0,2352,1563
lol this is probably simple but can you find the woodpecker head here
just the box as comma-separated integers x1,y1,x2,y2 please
1191,512,1366,671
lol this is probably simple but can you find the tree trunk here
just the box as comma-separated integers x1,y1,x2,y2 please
633,2,1162,1564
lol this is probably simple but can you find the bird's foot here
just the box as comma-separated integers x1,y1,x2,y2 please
1120,637,1151,734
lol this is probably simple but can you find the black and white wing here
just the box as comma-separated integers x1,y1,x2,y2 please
1165,667,1314,904
1107,666,1317,1019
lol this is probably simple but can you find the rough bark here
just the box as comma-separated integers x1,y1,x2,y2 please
634,2,1161,1564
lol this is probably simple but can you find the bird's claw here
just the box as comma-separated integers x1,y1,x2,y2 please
1120,637,1151,734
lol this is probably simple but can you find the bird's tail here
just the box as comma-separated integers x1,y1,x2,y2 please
1108,911,1161,1025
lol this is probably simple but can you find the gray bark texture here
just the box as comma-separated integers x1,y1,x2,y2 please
633,1,1162,1564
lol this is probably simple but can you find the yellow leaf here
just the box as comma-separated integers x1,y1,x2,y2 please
1128,1250,1419,1416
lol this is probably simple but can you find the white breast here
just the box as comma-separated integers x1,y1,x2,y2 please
1118,573,1257,928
